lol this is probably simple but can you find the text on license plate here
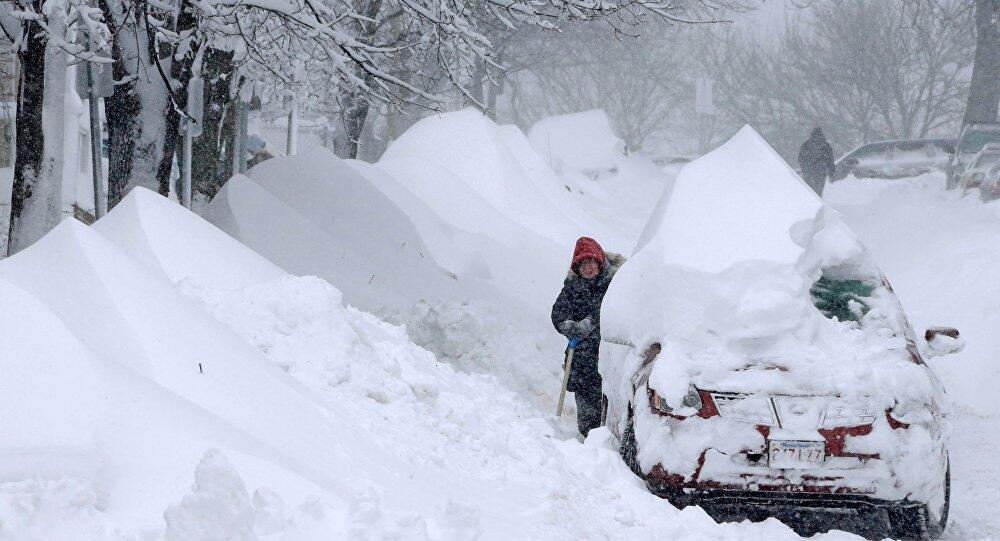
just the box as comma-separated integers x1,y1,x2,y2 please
768,440,825,469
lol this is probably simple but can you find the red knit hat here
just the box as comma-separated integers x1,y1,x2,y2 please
571,237,606,274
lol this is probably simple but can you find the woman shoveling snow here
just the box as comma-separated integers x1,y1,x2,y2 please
551,237,625,437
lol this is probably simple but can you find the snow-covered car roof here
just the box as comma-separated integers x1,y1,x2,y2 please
602,126,930,405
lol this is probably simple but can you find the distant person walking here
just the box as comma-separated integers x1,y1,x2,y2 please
551,237,624,437
798,127,836,196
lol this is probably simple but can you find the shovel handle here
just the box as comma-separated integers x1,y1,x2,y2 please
556,348,575,417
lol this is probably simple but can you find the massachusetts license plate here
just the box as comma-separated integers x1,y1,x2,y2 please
768,440,826,469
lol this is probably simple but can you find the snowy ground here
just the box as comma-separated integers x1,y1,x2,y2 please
826,174,1000,540
2,113,999,540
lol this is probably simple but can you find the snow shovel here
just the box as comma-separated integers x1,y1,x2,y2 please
556,338,580,417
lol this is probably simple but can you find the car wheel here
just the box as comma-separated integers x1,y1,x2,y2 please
887,458,950,540
620,409,642,478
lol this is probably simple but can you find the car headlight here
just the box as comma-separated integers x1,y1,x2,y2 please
650,385,703,417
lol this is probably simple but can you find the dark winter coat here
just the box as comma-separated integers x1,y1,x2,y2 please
551,252,625,393
798,128,836,180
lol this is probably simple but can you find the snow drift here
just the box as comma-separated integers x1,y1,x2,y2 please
528,110,626,175
205,152,466,314
94,187,286,290
381,108,588,246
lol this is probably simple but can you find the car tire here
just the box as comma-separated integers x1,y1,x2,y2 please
887,458,950,540
620,410,643,478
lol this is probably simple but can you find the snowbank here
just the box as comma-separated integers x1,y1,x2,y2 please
0,121,877,539
0,218,381,529
94,187,286,290
206,152,465,314
382,108,587,246
528,110,626,174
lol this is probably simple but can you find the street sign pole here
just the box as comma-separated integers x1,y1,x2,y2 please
86,64,106,218
82,34,107,219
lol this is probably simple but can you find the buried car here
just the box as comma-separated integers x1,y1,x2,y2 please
600,126,963,540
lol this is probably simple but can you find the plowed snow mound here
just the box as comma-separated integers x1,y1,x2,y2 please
382,108,587,245
528,109,625,174
94,187,286,289
0,219,376,525
206,152,465,313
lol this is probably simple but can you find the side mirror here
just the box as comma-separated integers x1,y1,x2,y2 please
843,157,860,168
925,327,964,357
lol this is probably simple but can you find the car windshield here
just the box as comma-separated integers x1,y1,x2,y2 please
810,277,875,324
974,151,1000,168
959,130,1000,153
851,143,891,160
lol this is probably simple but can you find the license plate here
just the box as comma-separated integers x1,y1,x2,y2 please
768,440,825,469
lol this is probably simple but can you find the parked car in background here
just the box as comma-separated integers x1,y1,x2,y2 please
832,139,954,181
947,123,1000,189
960,144,1000,193
979,162,1000,202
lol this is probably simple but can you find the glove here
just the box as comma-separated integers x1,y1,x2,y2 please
575,317,595,337
568,337,582,349
559,317,595,337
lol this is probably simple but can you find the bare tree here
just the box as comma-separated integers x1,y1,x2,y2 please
506,22,696,152
701,0,973,159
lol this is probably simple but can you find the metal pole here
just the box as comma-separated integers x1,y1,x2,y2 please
286,102,298,156
86,61,106,219
182,123,192,209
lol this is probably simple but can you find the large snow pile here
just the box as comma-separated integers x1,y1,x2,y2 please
0,213,365,532
93,187,286,290
205,151,466,314
0,186,850,540
528,110,626,175
381,109,588,247
355,109,671,303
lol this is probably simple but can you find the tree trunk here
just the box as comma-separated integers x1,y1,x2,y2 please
8,8,67,254
467,57,486,112
9,18,47,254
963,0,1000,126
192,48,236,200
333,0,382,160
151,0,199,196
156,0,199,196
101,0,172,209
338,88,370,159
